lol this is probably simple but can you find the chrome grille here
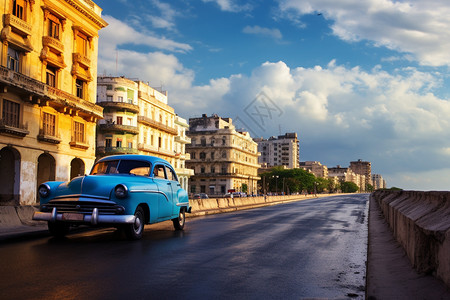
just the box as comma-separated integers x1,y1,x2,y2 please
43,200,123,215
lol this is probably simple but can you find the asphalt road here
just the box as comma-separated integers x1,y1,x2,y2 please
0,194,369,300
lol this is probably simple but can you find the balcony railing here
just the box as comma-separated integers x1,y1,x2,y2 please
46,86,103,118
175,135,191,144
96,146,138,155
42,36,64,54
0,66,103,120
98,123,139,135
4,14,32,36
72,53,91,69
98,101,139,113
138,116,177,135
0,118,29,138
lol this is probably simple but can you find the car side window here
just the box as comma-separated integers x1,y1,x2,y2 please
153,165,166,179
167,167,178,182
117,160,151,176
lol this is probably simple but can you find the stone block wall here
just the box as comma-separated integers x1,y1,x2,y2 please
371,190,450,287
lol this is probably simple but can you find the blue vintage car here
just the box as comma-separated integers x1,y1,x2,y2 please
33,155,191,240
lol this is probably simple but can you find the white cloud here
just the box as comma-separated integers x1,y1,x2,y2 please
243,26,283,39
276,0,450,67
146,0,179,31
202,0,253,12
100,15,192,53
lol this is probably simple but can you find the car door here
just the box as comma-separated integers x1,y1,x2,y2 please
152,164,172,218
165,166,181,215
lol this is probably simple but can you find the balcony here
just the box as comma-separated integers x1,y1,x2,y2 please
0,66,102,120
175,135,191,144
4,14,32,37
0,119,29,138
98,101,139,113
98,123,139,135
97,146,138,155
175,168,195,177
72,52,91,69
46,86,103,119
42,36,64,55
138,116,177,135
0,66,45,97
37,129,61,144
70,137,89,150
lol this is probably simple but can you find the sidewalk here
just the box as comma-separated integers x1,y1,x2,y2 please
1,197,449,298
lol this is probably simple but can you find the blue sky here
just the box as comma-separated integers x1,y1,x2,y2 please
94,0,450,191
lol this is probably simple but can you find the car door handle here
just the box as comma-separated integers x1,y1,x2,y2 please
167,182,171,185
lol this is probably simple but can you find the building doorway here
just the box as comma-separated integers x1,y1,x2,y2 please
70,158,85,180
37,153,55,203
0,147,20,205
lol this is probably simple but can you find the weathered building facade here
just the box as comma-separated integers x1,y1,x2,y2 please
0,0,107,205
186,114,260,196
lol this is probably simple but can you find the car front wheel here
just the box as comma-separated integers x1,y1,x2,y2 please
172,209,185,230
125,206,145,240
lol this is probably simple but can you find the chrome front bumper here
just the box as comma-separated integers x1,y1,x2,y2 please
33,207,136,225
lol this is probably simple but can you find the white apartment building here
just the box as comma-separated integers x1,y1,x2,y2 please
254,133,299,169
372,174,386,190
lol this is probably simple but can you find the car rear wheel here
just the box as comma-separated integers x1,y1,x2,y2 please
125,206,145,240
172,209,185,230
48,221,70,238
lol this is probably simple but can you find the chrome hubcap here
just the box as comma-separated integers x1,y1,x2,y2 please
134,217,142,232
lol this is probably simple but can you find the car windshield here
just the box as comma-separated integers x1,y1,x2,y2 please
91,160,151,176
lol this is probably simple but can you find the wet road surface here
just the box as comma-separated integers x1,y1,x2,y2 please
0,194,369,299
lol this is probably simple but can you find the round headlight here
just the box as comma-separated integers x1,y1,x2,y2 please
38,184,50,198
115,184,128,199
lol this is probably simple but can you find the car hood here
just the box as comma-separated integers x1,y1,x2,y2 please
51,175,156,199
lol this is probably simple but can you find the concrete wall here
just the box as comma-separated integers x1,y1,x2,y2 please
188,194,329,216
371,190,450,288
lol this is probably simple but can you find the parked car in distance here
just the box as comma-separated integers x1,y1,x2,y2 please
232,192,247,198
193,193,209,199
33,155,191,240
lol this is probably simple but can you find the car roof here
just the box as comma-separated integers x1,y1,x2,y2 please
96,155,170,166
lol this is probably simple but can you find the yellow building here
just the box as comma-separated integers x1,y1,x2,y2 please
0,0,107,205
186,114,261,196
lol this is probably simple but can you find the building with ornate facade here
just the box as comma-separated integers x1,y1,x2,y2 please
254,133,299,169
0,0,107,205
96,76,193,190
186,114,260,196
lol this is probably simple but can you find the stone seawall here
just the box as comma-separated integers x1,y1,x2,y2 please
188,194,325,216
370,190,450,288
